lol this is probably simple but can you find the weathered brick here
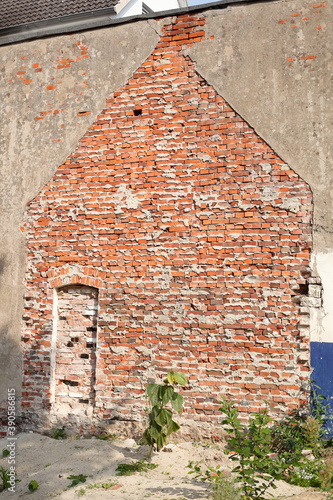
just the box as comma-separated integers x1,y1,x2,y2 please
21,13,313,434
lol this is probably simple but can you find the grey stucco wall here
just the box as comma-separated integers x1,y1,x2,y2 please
0,0,332,411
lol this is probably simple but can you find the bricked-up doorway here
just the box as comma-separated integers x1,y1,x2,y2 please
51,285,98,422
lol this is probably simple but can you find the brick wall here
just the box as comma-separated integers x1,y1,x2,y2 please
21,13,313,434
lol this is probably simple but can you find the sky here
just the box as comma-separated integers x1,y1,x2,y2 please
188,0,215,5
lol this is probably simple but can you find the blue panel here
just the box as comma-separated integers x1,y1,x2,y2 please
310,341,333,439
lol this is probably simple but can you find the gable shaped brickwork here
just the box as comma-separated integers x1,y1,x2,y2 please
21,14,313,434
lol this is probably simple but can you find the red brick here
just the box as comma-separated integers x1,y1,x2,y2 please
21,13,313,434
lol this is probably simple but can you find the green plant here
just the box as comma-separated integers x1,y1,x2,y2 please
98,433,117,441
320,455,333,490
303,415,323,457
142,370,187,457
76,480,118,496
187,461,228,484
51,426,66,440
288,457,323,488
189,394,331,497
271,408,325,461
271,408,306,458
218,398,300,500
2,449,9,457
211,475,243,500
0,467,11,491
311,380,331,429
28,480,39,492
88,480,117,489
115,460,158,476
67,474,87,488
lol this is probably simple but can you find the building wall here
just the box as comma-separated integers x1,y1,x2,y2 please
0,0,332,435
20,14,313,433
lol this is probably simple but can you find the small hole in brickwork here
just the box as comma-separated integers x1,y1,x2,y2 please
66,341,74,347
86,342,94,348
86,326,97,332
80,353,89,359
79,399,89,404
133,109,142,116
71,337,79,342
299,283,309,295
62,380,79,386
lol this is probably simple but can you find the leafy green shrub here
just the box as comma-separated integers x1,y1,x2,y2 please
2,449,9,457
271,407,311,462
271,407,325,461
189,392,333,497
218,398,293,499
142,370,187,457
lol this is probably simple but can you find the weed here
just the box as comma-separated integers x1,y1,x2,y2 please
211,475,243,500
67,474,87,488
44,463,51,468
0,467,12,491
320,455,333,489
98,433,108,440
303,415,323,457
115,460,158,476
288,457,323,488
2,449,9,458
51,426,66,440
98,433,117,441
76,479,118,495
87,480,118,489
28,480,39,492
188,461,228,484
311,380,331,430
142,370,187,457
271,408,305,456
219,397,294,499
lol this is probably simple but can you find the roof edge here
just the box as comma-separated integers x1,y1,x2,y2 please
0,0,281,47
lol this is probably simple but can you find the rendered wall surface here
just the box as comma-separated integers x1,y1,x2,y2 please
0,0,332,435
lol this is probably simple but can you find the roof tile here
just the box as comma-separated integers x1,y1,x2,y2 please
0,0,120,29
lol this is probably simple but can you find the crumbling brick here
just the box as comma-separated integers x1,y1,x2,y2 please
21,14,313,433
